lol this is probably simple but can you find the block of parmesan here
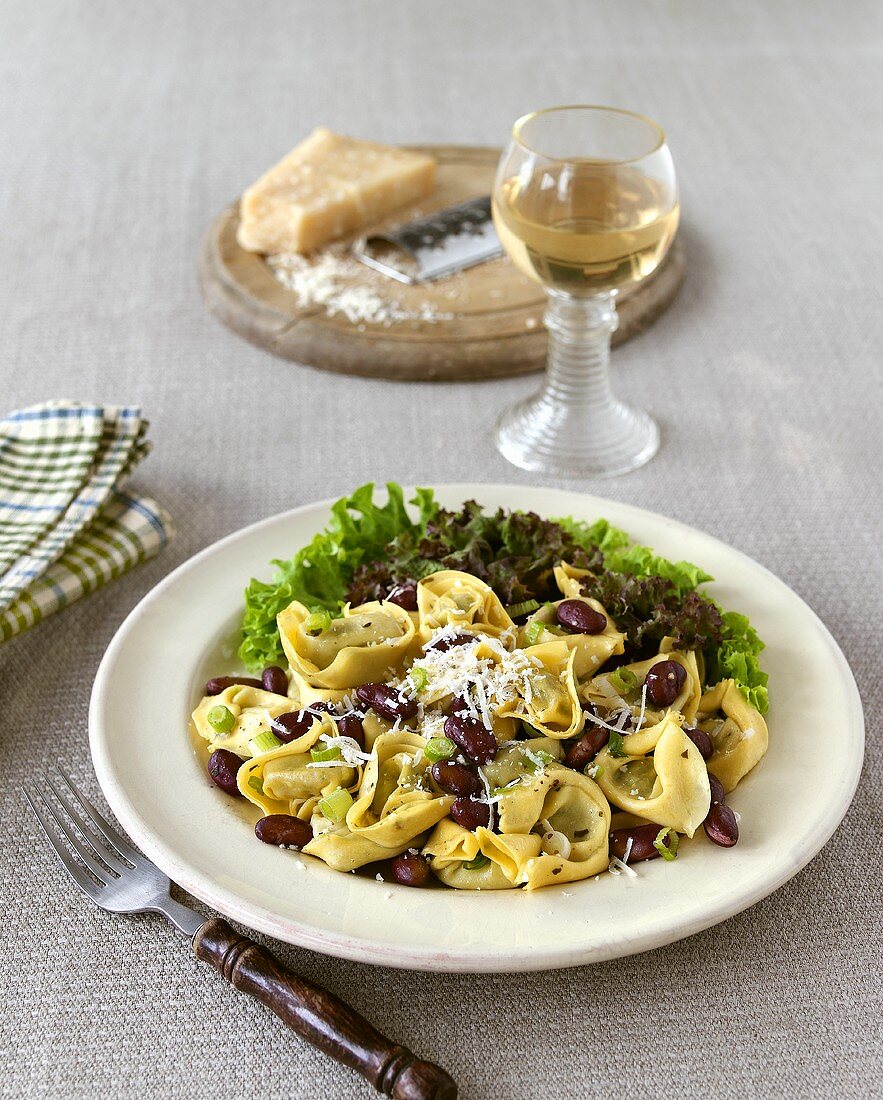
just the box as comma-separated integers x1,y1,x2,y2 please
237,128,436,255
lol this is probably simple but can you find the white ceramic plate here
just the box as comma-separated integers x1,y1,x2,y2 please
89,485,864,973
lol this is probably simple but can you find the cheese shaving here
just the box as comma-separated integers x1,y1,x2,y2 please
305,732,370,768
608,856,638,878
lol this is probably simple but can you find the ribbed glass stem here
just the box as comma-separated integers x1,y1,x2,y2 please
543,292,619,410
494,289,658,476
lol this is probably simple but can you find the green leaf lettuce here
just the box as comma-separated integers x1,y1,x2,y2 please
237,482,769,714
238,483,437,669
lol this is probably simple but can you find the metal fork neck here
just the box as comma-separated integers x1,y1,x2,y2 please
150,895,205,938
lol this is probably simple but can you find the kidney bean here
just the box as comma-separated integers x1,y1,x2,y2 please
386,582,418,612
390,852,430,887
270,710,316,743
685,726,714,760
356,683,418,721
431,760,482,797
261,665,288,696
207,749,245,797
254,814,313,849
704,801,739,847
308,701,338,715
708,773,725,806
450,797,491,831
444,714,497,764
426,633,472,653
204,675,262,696
644,660,687,707
335,712,366,749
609,823,670,863
556,599,608,635
565,725,609,771
447,694,470,717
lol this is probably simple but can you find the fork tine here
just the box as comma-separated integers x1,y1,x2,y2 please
26,784,120,881
24,788,106,900
55,768,143,865
44,772,133,872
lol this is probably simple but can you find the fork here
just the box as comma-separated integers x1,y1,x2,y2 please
25,770,457,1100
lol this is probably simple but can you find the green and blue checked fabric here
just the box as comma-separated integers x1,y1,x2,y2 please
0,402,171,642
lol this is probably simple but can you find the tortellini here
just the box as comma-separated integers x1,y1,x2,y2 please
587,650,702,726
197,557,769,893
594,716,711,837
303,732,453,871
520,570,626,678
496,645,584,740
697,679,769,793
480,738,565,800
192,684,294,758
416,570,514,643
237,713,359,819
285,667,347,711
424,822,542,890
552,561,593,600
519,767,611,889
278,599,417,689
424,764,610,890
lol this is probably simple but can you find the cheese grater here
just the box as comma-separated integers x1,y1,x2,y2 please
351,195,503,284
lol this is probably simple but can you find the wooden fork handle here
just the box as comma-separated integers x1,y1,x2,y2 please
193,918,457,1099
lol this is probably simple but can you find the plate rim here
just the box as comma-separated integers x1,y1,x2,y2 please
89,484,865,973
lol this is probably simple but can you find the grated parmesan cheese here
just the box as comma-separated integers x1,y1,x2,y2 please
403,627,540,736
268,248,455,326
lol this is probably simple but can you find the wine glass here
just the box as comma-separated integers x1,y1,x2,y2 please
491,105,679,476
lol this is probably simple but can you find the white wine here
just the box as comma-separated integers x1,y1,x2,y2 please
493,163,679,294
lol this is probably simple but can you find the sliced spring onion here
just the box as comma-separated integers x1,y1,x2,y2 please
539,825,571,860
207,705,235,734
462,853,490,871
529,749,556,771
424,737,456,763
609,667,640,694
490,778,523,797
607,731,626,758
310,744,342,762
521,720,544,738
409,666,429,692
654,827,679,861
304,609,332,635
523,621,545,646
318,787,353,823
505,599,540,618
249,730,282,753
247,775,264,795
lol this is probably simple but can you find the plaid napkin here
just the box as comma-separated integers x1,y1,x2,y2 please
0,402,171,642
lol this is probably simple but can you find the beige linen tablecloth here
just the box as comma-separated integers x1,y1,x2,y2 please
1,2,879,1096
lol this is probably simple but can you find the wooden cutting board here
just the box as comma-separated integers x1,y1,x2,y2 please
198,145,685,382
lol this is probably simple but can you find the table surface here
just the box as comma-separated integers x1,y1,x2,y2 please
1,2,880,1097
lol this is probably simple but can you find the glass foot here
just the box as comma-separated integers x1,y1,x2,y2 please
494,390,659,477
